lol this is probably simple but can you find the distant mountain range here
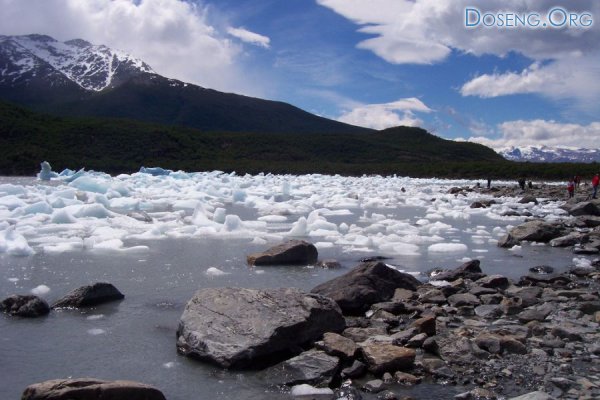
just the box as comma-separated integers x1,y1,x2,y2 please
499,146,600,163
0,34,368,134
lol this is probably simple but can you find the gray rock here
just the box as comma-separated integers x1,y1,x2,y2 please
247,240,318,266
52,283,124,308
360,344,416,374
341,360,367,379
572,245,599,255
550,234,583,247
475,304,503,319
176,287,345,369
419,289,446,304
318,259,342,269
432,260,484,282
261,350,340,387
406,333,428,348
508,391,555,400
469,286,498,296
311,261,421,315
391,328,419,346
333,385,363,400
0,295,49,317
510,287,542,308
447,293,480,307
508,220,563,243
21,378,166,400
517,303,554,323
550,326,583,341
498,234,520,248
392,288,415,302
476,275,510,289
422,337,440,356
568,201,600,217
519,195,539,205
363,379,385,393
343,327,388,343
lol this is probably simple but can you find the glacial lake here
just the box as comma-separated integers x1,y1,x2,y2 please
0,173,583,399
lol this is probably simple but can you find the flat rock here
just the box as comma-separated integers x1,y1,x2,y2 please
431,260,484,282
508,220,563,243
341,360,367,379
52,283,124,308
261,350,339,387
343,327,388,343
550,233,583,247
518,303,554,323
447,293,480,307
320,332,357,359
508,391,555,400
360,344,416,374
21,378,166,400
477,274,510,289
176,287,345,369
475,304,503,319
410,315,436,336
0,295,50,317
311,261,421,315
247,240,318,266
568,201,600,217
497,234,520,248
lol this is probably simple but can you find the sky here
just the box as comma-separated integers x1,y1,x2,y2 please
1,0,599,150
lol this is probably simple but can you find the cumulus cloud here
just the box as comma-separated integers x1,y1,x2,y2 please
317,0,600,103
467,120,600,150
337,98,432,130
227,27,270,48
0,0,262,94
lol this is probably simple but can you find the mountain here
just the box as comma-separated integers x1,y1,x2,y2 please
499,146,600,163
0,34,369,134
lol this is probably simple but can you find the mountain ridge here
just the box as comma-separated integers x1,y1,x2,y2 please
499,145,600,163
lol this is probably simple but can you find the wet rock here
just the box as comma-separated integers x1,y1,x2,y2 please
176,287,344,369
528,265,555,274
0,295,50,317
508,220,563,243
261,350,340,387
318,259,342,269
470,201,486,209
455,387,498,399
519,195,539,205
311,261,421,315
52,283,124,308
477,275,510,289
320,332,357,359
21,378,166,400
498,234,520,248
360,344,416,374
333,385,363,400
394,371,421,385
363,379,385,393
573,245,599,255
550,234,583,248
567,201,600,217
341,360,367,378
447,293,480,307
377,390,399,400
410,316,436,336
432,260,484,282
507,391,555,400
247,240,318,266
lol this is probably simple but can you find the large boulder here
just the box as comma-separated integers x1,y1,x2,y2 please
508,220,563,243
431,260,484,282
260,350,340,387
567,201,600,217
311,261,421,315
52,283,124,308
176,287,345,369
360,344,416,374
21,378,166,400
247,240,318,266
0,295,50,318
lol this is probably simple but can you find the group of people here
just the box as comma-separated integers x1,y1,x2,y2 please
567,173,599,199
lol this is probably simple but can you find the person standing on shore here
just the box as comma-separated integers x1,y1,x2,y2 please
592,173,599,199
568,179,575,198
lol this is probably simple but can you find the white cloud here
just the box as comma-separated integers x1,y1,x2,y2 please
227,27,270,48
0,0,263,95
467,120,600,150
317,0,600,104
337,98,432,130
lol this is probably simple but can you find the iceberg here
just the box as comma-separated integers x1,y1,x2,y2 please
37,161,59,181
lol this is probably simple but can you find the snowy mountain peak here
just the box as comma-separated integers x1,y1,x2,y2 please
0,34,154,91
499,145,600,163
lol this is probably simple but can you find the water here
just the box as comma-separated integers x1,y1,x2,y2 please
0,175,580,399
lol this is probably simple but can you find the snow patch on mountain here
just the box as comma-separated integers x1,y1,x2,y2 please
0,34,154,91
499,145,600,163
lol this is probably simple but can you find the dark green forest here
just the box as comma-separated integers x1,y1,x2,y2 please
1,101,598,179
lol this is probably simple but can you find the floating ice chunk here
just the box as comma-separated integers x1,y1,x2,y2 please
258,215,288,223
37,161,59,181
86,314,104,320
140,166,172,176
291,384,333,396
87,328,106,335
70,176,111,194
428,243,468,253
173,199,201,212
74,204,113,218
233,188,247,202
51,209,77,224
206,267,229,276
282,181,291,196
508,245,522,252
429,280,451,287
8,278,19,283
223,215,243,231
43,241,83,253
0,195,26,210
163,362,176,369
251,237,267,245
339,223,349,234
213,208,226,223
573,257,592,268
0,228,35,256
288,217,308,236
21,201,53,215
31,284,50,296
0,184,26,196
315,241,334,249
109,197,139,211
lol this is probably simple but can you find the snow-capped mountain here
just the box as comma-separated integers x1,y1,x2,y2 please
499,145,600,163
0,34,154,91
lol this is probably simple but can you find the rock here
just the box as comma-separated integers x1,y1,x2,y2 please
311,261,421,315
418,289,446,305
572,245,599,255
410,316,436,336
469,286,498,296
394,371,421,385
261,350,340,387
577,215,600,227
474,304,503,319
377,390,399,400
518,274,571,286
508,220,563,243
568,201,600,217
447,293,480,307
318,259,342,269
422,337,440,356
528,265,555,274
52,283,124,308
550,326,583,341
455,388,498,399
391,328,419,346
363,379,385,393
579,301,600,314
470,201,486,209
343,327,388,343
476,275,510,289
474,334,501,354
550,234,583,247
517,303,554,323
507,287,542,308
0,295,50,317
432,260,484,282
360,344,416,374
371,301,408,315
21,378,166,400
392,288,416,302
341,360,367,379
247,240,318,266
320,332,357,359
500,297,523,315
519,195,539,205
501,337,528,354
176,287,345,369
406,333,428,348
497,234,520,248
507,391,555,400
333,385,363,400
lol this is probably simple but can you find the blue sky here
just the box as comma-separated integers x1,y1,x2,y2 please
1,0,599,150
